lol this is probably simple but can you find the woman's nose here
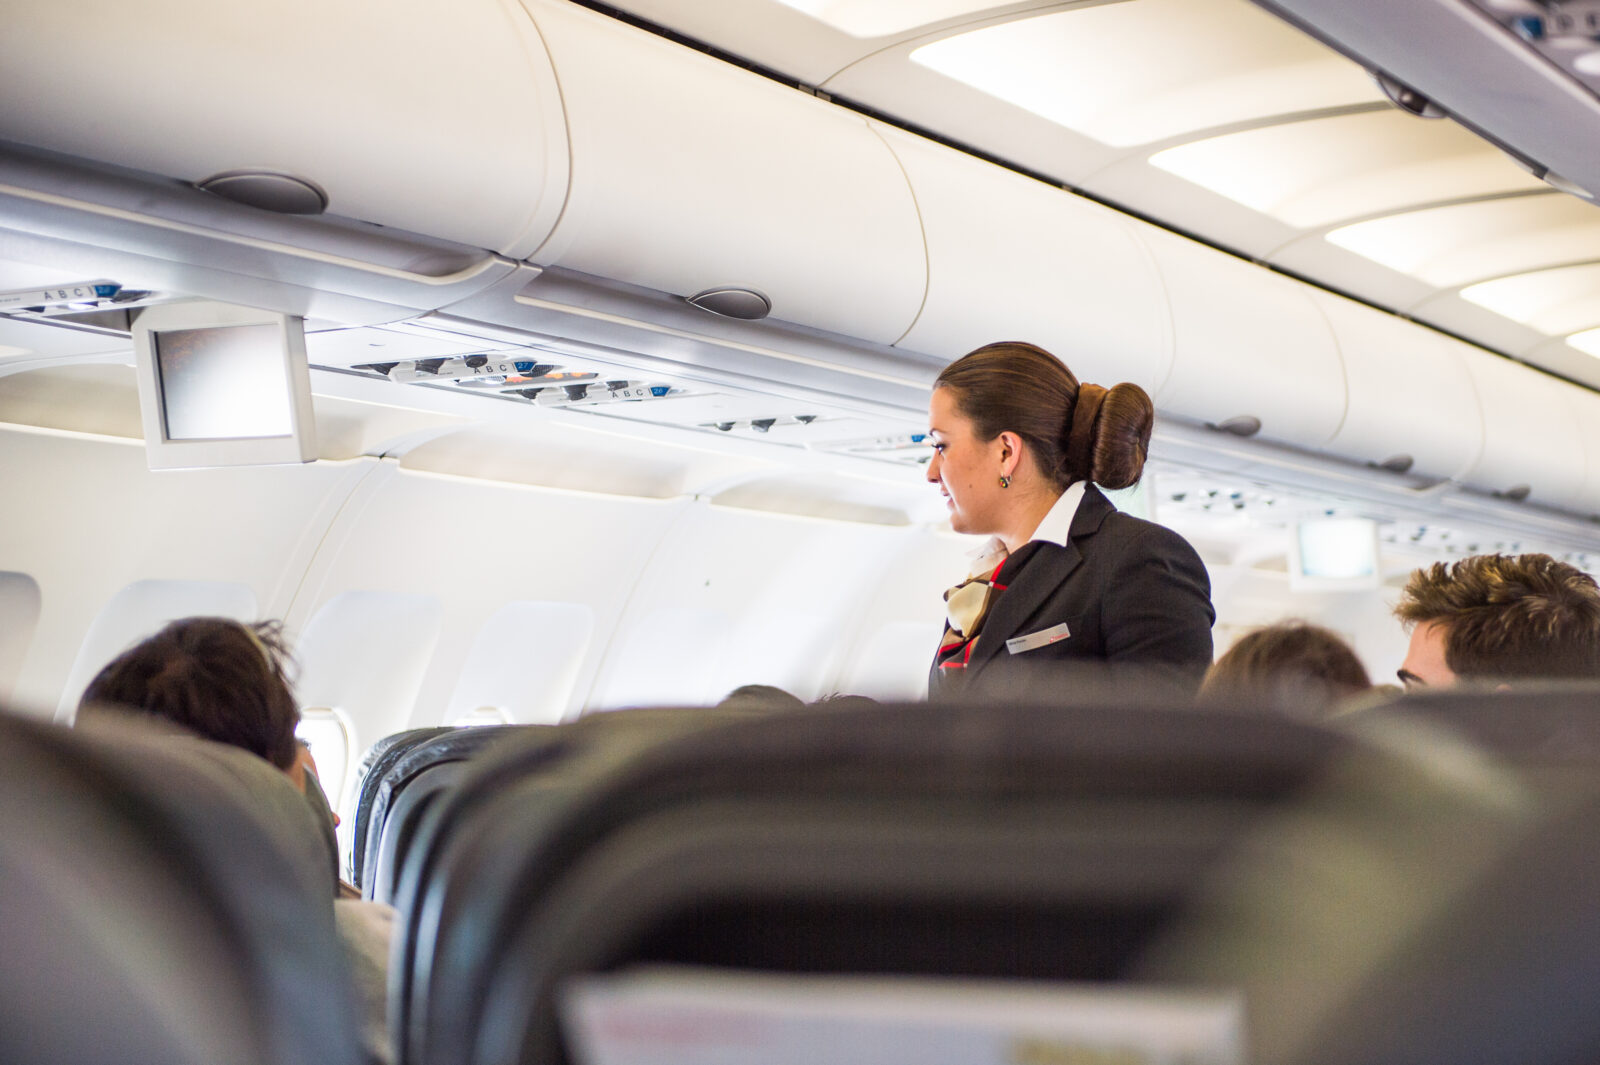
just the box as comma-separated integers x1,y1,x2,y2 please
925,450,941,483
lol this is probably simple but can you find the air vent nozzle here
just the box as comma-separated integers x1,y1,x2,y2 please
197,170,329,215
686,287,771,320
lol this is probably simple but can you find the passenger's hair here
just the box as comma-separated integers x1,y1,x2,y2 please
1394,553,1600,679
80,618,301,770
933,341,1154,491
1200,621,1371,717
718,684,805,712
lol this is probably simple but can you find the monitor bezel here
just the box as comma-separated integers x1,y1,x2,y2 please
131,300,317,469
1288,516,1383,593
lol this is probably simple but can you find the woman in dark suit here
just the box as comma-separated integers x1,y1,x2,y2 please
927,341,1214,700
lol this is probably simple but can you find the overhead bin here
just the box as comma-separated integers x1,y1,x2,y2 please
1309,290,1483,483
0,0,568,257
519,0,927,346
1459,350,1585,510
1137,226,1346,451
879,126,1170,390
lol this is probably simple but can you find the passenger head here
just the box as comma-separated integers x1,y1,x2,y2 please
1200,621,1372,718
79,617,301,771
927,341,1153,535
718,684,806,712
1394,554,1600,690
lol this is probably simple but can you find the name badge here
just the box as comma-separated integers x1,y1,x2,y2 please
1006,622,1072,655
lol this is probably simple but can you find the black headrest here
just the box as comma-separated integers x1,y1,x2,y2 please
350,727,455,888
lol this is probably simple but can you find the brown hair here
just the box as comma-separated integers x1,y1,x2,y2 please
80,617,302,769
933,341,1153,490
1200,621,1371,717
1395,553,1600,679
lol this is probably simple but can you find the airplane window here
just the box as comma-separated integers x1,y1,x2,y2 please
0,571,41,705
295,706,353,818
56,578,258,721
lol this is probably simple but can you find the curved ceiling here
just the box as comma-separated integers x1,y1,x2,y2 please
603,0,1600,389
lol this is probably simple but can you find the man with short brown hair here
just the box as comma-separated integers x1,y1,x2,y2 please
1394,553,1600,689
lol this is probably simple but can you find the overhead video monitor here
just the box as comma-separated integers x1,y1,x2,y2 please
131,300,317,469
1290,517,1381,592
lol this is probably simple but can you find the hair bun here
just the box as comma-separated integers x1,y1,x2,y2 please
1085,381,1153,489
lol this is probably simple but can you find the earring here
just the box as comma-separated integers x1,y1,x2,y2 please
999,474,1011,489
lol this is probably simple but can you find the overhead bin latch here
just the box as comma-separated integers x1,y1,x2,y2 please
686,287,772,321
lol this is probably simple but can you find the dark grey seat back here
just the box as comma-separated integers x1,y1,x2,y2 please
0,709,364,1065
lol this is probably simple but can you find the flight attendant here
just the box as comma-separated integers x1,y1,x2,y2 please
927,341,1214,699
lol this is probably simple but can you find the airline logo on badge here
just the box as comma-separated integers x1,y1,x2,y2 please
1006,622,1071,655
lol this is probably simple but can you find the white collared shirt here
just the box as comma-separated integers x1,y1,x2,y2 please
969,480,1088,570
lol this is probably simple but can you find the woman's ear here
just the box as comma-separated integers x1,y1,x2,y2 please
996,430,1024,479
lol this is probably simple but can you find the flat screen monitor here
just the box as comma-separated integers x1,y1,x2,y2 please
131,301,317,469
1289,517,1381,592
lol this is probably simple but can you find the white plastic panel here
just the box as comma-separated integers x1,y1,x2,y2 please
1565,387,1600,517
1459,350,1586,509
1140,227,1347,449
56,578,259,719
444,601,595,724
0,572,42,706
0,0,568,256
294,590,445,743
1311,291,1484,482
523,0,927,345
884,126,1170,390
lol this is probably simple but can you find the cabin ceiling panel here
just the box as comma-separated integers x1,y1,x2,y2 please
903,0,1381,147
1148,111,1542,228
1324,194,1600,289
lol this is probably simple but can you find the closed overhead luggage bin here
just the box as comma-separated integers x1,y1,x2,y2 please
1139,225,1347,451
1458,348,1586,509
879,125,1171,390
518,0,928,345
0,0,569,257
1310,289,1484,483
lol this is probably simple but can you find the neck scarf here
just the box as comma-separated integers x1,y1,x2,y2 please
936,542,1011,671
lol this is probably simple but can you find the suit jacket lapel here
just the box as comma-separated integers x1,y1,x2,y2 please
964,485,1116,682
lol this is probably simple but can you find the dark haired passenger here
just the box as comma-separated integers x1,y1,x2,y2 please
1200,621,1372,719
926,341,1214,698
1395,553,1600,689
82,617,302,771
78,616,393,1064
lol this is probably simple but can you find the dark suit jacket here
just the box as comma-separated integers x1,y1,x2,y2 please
929,484,1214,701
